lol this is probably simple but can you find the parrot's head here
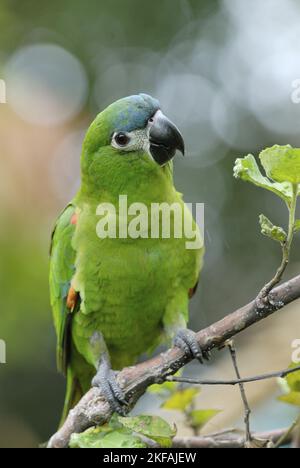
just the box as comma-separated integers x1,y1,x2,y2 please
81,94,185,192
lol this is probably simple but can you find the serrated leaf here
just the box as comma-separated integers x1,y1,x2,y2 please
162,388,200,411
259,145,300,184
233,154,293,203
119,415,176,448
69,426,146,449
278,392,300,407
294,220,300,233
189,409,221,431
259,214,287,243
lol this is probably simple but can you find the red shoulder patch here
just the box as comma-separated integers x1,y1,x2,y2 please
70,213,78,225
66,286,78,311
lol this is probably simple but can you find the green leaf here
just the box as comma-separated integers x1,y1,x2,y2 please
284,364,300,392
259,214,287,243
148,381,178,395
108,413,124,430
278,364,300,407
259,145,300,184
233,154,293,203
294,220,300,233
69,426,146,449
148,371,183,395
189,409,221,431
119,415,176,448
278,392,300,407
162,388,200,411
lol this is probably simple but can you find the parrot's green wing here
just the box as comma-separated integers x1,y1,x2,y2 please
49,203,78,374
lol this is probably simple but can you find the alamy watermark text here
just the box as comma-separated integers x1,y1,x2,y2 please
0,79,6,104
0,340,6,364
95,196,204,250
291,339,300,363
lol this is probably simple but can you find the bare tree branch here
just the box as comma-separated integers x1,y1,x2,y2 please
172,428,292,449
48,273,300,448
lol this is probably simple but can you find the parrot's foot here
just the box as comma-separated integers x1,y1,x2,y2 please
92,357,128,416
174,328,210,364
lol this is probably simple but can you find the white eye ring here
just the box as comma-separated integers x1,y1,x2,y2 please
113,132,130,147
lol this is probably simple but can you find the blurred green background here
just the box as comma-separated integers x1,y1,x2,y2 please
1,0,300,447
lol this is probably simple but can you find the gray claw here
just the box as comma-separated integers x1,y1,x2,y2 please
92,361,128,416
174,328,209,364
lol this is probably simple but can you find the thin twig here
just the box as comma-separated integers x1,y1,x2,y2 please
167,365,300,386
186,400,199,436
292,425,300,448
205,427,236,437
257,183,298,307
273,414,300,449
48,274,300,448
227,341,252,445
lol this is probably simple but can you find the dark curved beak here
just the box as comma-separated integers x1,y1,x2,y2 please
149,110,185,166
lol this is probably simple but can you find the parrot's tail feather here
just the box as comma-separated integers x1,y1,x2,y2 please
59,367,84,428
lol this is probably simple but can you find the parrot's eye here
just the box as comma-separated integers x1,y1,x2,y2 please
114,132,130,147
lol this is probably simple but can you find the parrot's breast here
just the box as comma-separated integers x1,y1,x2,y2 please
72,198,202,369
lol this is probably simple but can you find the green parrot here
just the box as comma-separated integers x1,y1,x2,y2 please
50,94,204,423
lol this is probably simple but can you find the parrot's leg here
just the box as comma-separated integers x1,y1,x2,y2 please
92,352,128,416
174,328,210,364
